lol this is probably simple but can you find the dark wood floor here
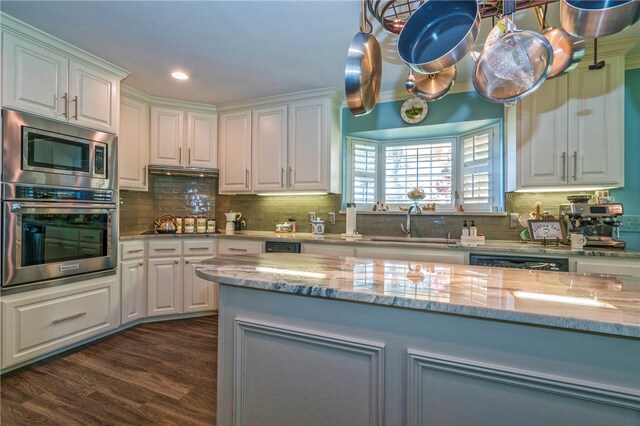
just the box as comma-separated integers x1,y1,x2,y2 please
0,315,217,425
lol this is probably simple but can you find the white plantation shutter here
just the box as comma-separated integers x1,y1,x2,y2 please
462,128,494,210
384,139,454,206
349,139,378,206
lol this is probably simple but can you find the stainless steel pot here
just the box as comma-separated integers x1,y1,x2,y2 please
397,0,480,74
345,0,382,116
405,66,456,102
534,5,585,78
560,0,640,38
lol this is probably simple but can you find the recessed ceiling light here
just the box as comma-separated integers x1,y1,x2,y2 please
171,71,189,80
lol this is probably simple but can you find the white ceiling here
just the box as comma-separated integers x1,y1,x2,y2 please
2,1,638,106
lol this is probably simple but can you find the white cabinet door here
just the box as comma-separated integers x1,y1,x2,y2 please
355,246,466,264
69,61,119,133
288,98,327,191
119,95,149,190
2,32,68,119
183,256,217,313
574,258,640,278
302,243,355,257
150,107,184,166
251,105,288,192
517,77,568,188
567,56,624,186
121,259,146,324
147,257,182,316
186,111,217,169
219,110,252,193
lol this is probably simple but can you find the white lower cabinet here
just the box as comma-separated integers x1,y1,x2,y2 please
1,275,120,368
302,243,355,257
121,259,146,324
217,238,264,255
146,239,216,317
572,258,640,278
355,246,467,264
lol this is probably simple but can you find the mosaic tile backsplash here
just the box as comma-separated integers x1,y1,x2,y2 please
121,175,594,240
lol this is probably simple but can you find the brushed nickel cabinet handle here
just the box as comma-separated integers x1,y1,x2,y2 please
245,169,249,188
143,166,147,185
188,148,191,165
179,147,182,164
228,247,247,252
62,92,68,118
72,96,78,120
288,166,293,187
561,152,566,181
281,167,285,188
52,312,86,324
572,151,578,181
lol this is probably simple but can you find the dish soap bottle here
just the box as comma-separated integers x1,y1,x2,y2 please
462,220,470,237
470,220,478,236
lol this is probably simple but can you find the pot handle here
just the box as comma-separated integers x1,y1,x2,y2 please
360,0,373,33
503,0,516,16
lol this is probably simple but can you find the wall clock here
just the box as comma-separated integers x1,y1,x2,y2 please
400,97,428,124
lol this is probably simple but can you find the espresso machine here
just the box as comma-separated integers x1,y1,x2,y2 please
559,203,625,248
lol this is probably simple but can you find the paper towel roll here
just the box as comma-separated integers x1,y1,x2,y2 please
346,204,357,235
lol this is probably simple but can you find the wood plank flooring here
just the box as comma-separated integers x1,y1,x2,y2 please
0,315,217,425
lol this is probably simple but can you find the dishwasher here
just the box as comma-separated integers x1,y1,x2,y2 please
265,241,301,253
469,254,569,272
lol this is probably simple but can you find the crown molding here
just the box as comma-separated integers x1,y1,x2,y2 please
217,87,341,112
120,85,217,112
0,12,130,79
626,54,640,70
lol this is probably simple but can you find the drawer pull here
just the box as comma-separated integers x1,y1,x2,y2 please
52,312,87,324
187,247,210,251
127,249,144,253
228,248,248,252
153,248,177,251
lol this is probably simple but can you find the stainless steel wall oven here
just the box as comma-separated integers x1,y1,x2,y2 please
1,109,118,290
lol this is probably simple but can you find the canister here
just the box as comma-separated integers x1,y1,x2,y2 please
207,219,216,233
184,217,195,233
176,217,183,233
196,216,207,233
311,219,325,236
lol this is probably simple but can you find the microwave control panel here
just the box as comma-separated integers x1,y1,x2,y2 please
95,145,106,177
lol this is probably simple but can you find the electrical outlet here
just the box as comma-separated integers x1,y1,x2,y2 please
619,215,640,233
328,212,336,224
509,213,519,229
309,212,316,222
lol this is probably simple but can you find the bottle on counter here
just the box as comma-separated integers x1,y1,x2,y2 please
462,220,470,237
470,220,478,237
288,218,296,233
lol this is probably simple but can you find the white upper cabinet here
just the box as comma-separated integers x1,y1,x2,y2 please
515,54,625,190
252,105,288,192
218,89,342,194
1,19,127,134
219,110,252,193
119,91,149,190
149,105,217,168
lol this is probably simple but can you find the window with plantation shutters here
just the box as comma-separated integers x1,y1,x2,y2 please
384,139,455,207
345,124,501,212
348,138,378,208
462,129,492,209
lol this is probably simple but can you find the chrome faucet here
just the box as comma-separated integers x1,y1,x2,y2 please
400,204,422,236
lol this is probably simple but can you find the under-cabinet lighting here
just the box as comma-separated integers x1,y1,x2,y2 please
257,192,328,196
256,266,327,279
513,291,617,309
513,186,615,193
171,71,189,80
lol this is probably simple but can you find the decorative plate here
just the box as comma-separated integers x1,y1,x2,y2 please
400,97,428,124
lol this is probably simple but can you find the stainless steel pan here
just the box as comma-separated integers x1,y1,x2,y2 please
405,66,456,102
397,0,480,74
560,0,640,38
345,0,382,116
534,5,585,78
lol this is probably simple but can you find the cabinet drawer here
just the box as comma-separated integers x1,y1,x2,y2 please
121,241,145,260
574,259,640,278
79,229,102,243
148,240,182,258
184,239,215,256
218,239,264,255
1,276,119,368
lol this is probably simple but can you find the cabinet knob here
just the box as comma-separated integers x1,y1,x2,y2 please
185,260,190,264
175,260,179,264
139,262,144,266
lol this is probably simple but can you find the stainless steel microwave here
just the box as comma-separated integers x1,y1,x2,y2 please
2,109,116,190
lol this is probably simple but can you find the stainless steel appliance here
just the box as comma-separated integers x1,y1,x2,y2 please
2,184,118,289
2,109,116,190
1,109,118,290
265,241,301,253
559,203,625,248
470,254,569,271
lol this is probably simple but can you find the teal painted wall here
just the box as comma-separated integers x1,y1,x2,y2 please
342,91,504,133
612,68,640,251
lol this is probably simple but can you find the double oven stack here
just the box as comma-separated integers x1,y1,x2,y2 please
1,109,118,290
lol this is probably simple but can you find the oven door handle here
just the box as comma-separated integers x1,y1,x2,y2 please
10,202,117,212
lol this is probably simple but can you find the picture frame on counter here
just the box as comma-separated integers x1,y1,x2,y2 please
527,219,565,243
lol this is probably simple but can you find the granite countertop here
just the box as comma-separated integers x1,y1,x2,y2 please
120,230,640,259
196,253,640,338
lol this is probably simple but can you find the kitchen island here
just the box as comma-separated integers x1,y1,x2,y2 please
196,253,640,425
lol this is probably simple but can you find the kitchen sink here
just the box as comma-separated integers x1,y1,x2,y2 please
368,236,458,245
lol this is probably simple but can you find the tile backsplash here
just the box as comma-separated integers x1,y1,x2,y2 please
121,177,594,241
